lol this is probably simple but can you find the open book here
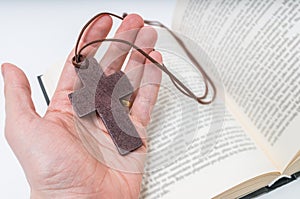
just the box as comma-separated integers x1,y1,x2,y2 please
38,0,300,198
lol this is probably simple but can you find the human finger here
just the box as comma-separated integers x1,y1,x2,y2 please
2,63,38,122
124,26,157,98
130,51,162,127
54,14,112,95
2,63,39,142
99,14,144,75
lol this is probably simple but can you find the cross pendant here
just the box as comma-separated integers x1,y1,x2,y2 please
69,57,142,155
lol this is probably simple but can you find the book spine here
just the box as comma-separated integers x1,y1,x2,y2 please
37,75,50,105
240,174,300,199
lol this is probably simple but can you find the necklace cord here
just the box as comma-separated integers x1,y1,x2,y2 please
73,12,216,104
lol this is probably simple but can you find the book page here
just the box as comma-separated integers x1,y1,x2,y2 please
140,100,277,198
139,49,277,198
173,0,300,171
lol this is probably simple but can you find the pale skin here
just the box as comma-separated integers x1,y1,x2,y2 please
2,14,162,199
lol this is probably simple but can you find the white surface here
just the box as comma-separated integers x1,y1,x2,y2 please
0,1,299,198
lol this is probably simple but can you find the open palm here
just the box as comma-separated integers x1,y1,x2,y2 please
2,14,162,199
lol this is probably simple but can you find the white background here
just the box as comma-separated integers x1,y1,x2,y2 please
0,1,299,198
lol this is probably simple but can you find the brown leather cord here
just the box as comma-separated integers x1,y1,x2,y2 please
72,12,216,105
74,12,123,63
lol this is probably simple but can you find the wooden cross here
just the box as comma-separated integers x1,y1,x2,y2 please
69,57,142,155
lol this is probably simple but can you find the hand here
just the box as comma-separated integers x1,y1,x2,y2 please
2,13,162,199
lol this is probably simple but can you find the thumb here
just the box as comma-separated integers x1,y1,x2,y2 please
2,63,39,134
